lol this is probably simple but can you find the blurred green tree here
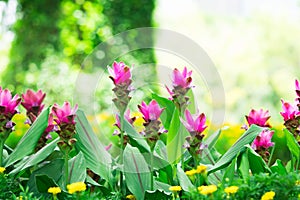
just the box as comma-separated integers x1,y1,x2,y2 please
1,0,157,103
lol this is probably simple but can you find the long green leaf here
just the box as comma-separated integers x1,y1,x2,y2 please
246,145,271,174
9,138,59,175
222,156,237,184
123,144,150,200
68,151,86,183
284,129,300,159
75,110,112,182
5,108,50,167
270,159,287,175
166,109,188,163
28,159,64,195
177,164,194,192
122,116,150,152
237,151,250,183
152,93,175,130
208,125,263,174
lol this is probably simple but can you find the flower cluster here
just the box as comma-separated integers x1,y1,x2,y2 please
181,109,207,158
52,102,78,152
167,67,192,111
67,182,87,194
138,100,165,148
280,79,300,142
109,61,132,114
198,185,217,195
245,108,274,162
185,165,207,176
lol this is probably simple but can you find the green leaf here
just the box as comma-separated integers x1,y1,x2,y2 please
145,189,171,200
246,145,271,174
122,115,150,152
68,151,86,183
177,164,194,192
270,159,287,175
237,152,250,183
152,93,175,130
5,108,50,167
154,180,172,192
123,144,151,200
9,138,59,175
167,109,188,163
186,89,196,114
35,174,57,193
284,129,300,159
28,159,64,195
203,129,221,149
208,125,263,174
222,156,237,184
75,110,112,182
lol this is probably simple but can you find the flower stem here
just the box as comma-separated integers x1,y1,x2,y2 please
150,150,154,190
0,139,4,166
64,149,69,187
267,144,276,166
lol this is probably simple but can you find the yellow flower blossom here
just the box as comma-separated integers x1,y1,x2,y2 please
224,186,239,195
0,167,5,173
48,187,61,195
126,194,136,200
185,169,197,176
196,165,207,174
67,182,86,194
295,180,300,185
198,185,217,195
261,191,275,200
169,186,182,192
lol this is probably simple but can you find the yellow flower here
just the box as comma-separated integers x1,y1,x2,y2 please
67,182,87,194
17,196,23,200
295,180,300,185
48,187,61,195
261,191,275,200
169,186,182,192
185,169,197,176
224,186,239,195
198,185,217,195
126,194,136,200
196,165,207,174
0,167,5,173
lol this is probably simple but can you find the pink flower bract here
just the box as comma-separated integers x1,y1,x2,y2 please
52,102,78,125
21,89,46,114
252,129,274,150
280,99,300,121
138,100,163,121
108,61,131,85
172,67,192,88
0,87,21,116
246,109,270,127
295,79,300,97
181,109,207,134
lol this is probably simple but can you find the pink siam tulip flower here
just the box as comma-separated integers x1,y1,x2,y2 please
138,100,164,122
52,102,78,125
172,67,192,88
0,87,21,117
245,109,270,127
280,99,300,121
181,109,207,136
21,89,46,115
108,61,131,85
295,79,300,97
252,129,274,150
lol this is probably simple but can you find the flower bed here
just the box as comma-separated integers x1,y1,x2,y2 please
0,61,299,200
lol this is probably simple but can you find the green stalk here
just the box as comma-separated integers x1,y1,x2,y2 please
267,144,276,167
119,113,125,194
0,139,4,166
150,150,154,190
64,149,69,187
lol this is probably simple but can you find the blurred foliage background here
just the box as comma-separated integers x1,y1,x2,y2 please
0,0,300,159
